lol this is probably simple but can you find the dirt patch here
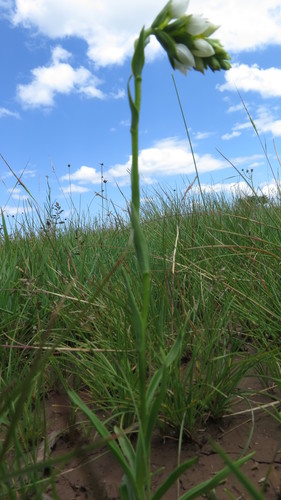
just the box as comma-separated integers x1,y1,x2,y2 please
36,380,281,500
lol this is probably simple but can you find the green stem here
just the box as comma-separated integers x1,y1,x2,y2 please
129,29,152,496
130,70,148,429
131,75,142,214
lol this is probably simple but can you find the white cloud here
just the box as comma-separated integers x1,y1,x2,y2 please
218,64,281,99
110,89,125,100
226,103,245,114
7,187,29,200
229,154,264,167
192,0,281,53
222,131,241,140
214,152,265,175
51,45,69,64
192,180,281,199
19,168,36,178
8,0,281,69
1,205,32,216
222,106,281,140
11,0,165,66
252,107,281,137
17,45,105,108
107,137,228,185
0,0,13,13
193,181,253,196
61,165,100,184
60,138,230,188
194,131,215,140
261,180,281,197
0,107,20,119
61,184,90,194
60,140,267,189
120,119,130,127
0,0,12,6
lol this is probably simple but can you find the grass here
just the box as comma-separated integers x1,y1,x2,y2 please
0,6,280,494
0,183,280,497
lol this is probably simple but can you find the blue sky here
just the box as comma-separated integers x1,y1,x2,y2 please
1,0,281,223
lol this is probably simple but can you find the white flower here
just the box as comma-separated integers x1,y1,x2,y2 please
169,0,190,19
192,39,215,57
186,15,213,36
174,43,195,74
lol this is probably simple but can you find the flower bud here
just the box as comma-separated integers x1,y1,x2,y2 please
151,3,170,29
202,23,220,38
173,60,187,74
220,60,232,70
208,56,221,71
193,39,215,57
174,43,195,74
208,38,227,55
169,0,190,19
186,15,213,36
194,56,205,74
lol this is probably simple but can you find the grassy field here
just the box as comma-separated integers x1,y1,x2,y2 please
0,184,280,498
2,2,280,496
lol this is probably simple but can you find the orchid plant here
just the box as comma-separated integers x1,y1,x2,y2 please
68,2,247,499
127,4,231,494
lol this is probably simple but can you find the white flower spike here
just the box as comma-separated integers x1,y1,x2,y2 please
170,0,190,19
150,1,231,75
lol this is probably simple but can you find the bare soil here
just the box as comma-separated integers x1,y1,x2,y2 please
39,378,281,500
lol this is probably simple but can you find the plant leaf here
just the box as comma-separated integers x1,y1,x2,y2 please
131,27,145,78
152,457,198,500
179,453,255,499
213,443,263,499
146,368,163,408
145,366,168,448
68,390,136,491
131,204,150,277
114,426,136,471
151,2,169,29
123,272,144,353
119,474,136,500
165,330,183,367
154,30,178,64
1,210,10,250
127,76,139,132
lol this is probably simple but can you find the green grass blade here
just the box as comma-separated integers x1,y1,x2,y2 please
131,26,145,78
179,453,255,500
152,457,198,500
1,209,10,249
134,427,147,497
119,474,136,500
114,426,136,471
165,330,183,367
145,367,168,449
131,204,150,277
213,443,264,499
67,390,136,490
146,368,163,408
123,272,144,353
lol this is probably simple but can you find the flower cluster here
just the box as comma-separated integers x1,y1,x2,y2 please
149,0,231,75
